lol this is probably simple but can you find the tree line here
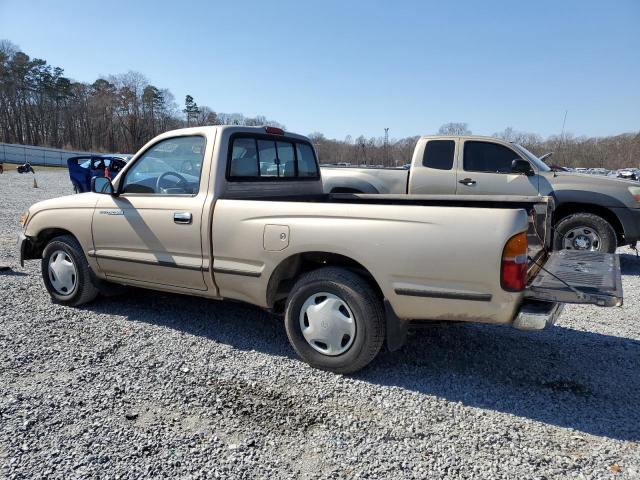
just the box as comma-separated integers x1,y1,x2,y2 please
1,40,638,169
312,122,640,170
0,40,283,154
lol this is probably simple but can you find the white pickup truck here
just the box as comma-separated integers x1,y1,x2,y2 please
322,135,640,254
18,127,623,373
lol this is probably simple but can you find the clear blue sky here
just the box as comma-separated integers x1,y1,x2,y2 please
1,0,638,140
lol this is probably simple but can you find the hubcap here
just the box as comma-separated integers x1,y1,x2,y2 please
299,292,356,356
563,226,602,251
48,250,77,295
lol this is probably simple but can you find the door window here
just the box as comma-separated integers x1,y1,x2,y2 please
463,141,523,173
121,136,205,194
423,140,455,170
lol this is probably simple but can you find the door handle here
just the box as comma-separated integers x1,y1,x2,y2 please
173,212,192,224
459,178,477,186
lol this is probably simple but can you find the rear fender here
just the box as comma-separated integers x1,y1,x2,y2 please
325,176,380,194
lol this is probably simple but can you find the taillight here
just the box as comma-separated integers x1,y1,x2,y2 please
501,231,527,292
265,126,284,135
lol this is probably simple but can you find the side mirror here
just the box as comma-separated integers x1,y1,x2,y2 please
511,159,534,176
91,176,115,195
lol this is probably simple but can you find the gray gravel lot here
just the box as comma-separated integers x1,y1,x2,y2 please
1,170,639,479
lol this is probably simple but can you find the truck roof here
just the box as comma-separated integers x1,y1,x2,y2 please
420,134,515,143
151,125,311,144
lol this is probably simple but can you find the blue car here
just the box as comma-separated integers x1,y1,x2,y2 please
67,155,129,193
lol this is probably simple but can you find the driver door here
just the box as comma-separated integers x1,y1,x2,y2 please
92,135,208,290
455,139,540,196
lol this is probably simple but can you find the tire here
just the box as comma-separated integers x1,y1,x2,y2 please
553,213,617,253
41,235,99,306
284,267,385,374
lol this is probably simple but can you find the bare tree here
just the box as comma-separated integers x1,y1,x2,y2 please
438,122,472,135
0,41,288,153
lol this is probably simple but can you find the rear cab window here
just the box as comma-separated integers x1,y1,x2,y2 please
228,134,319,181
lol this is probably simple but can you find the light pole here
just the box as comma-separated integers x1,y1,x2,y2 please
384,128,389,166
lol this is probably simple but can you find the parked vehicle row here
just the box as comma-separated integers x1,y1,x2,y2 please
18,127,623,373
321,135,640,253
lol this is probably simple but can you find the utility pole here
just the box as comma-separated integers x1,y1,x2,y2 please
360,139,367,166
384,128,389,166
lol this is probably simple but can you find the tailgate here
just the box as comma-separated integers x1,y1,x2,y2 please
526,251,623,307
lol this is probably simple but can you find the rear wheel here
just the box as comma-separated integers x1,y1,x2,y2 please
553,213,617,253
284,267,385,374
41,235,99,306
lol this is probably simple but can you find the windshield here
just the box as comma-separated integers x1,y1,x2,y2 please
512,144,551,172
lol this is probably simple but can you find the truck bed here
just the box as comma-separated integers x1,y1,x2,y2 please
221,192,554,271
320,166,409,194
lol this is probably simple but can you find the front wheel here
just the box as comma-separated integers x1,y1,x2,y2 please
553,213,617,253
284,267,385,374
41,235,99,306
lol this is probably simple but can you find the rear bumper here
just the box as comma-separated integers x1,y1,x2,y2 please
513,301,564,331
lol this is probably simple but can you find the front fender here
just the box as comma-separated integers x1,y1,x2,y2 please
22,195,100,274
551,190,634,241
552,189,629,209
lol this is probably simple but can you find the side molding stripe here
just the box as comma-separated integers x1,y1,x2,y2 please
394,288,492,302
212,267,262,278
89,252,206,272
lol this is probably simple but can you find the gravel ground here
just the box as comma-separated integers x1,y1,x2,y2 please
1,170,639,479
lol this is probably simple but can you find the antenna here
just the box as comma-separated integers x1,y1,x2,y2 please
556,110,568,164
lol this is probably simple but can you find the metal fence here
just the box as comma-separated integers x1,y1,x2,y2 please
0,143,98,167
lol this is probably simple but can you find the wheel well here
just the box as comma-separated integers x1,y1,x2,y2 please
26,228,75,260
266,252,383,312
553,203,624,243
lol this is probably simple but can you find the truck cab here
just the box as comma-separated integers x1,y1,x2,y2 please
407,136,550,196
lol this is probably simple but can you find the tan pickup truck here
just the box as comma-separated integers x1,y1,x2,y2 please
18,126,623,373
322,135,640,253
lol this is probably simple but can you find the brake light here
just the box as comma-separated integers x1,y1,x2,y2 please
501,231,527,292
265,126,284,135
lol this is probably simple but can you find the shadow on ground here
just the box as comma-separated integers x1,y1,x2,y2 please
0,269,29,277
363,322,640,441
84,284,639,442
